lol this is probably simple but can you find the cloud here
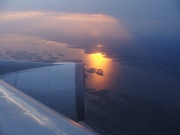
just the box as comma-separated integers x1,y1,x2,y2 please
1,0,179,38
0,12,132,42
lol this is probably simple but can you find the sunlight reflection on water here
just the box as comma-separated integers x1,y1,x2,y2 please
84,52,121,91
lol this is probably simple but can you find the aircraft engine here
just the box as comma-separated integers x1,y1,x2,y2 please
0,60,85,122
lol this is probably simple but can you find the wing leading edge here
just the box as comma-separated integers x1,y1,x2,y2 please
0,80,98,135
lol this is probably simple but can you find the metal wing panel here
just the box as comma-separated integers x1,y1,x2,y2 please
0,80,98,135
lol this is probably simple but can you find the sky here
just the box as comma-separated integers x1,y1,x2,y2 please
0,0,180,37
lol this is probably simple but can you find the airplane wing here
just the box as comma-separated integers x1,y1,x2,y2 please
0,60,98,135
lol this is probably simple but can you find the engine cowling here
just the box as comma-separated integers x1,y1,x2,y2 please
0,60,85,122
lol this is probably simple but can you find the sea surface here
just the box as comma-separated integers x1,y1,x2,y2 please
0,3,180,134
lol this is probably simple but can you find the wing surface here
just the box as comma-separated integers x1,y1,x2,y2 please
0,80,98,135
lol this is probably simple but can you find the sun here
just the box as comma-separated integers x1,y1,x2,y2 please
93,53,103,59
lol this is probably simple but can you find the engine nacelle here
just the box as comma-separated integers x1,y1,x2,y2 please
0,60,85,122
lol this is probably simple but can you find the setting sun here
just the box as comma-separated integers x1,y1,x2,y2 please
91,53,108,66
93,53,103,59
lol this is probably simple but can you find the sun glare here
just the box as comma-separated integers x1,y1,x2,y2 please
94,53,102,58
90,53,107,69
